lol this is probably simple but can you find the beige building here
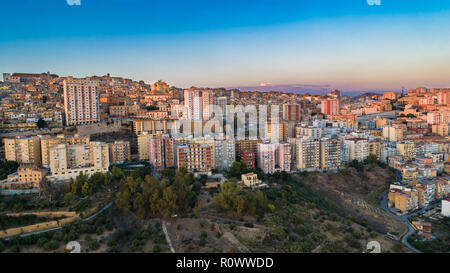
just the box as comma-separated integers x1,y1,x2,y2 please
241,173,262,188
383,126,403,142
49,142,109,181
4,136,41,165
138,132,153,160
17,164,47,187
109,141,131,164
432,124,449,136
397,142,415,161
40,134,90,167
375,118,387,129
320,139,341,170
109,104,141,117
63,77,100,126
369,141,381,160
295,139,320,171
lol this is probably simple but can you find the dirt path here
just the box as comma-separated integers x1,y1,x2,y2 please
222,231,250,253
161,219,175,253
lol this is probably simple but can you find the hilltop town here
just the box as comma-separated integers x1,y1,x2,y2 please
0,72,448,253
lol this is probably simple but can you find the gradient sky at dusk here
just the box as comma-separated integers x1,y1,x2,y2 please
1,0,450,91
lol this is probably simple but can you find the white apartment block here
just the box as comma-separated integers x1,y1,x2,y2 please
344,138,369,162
214,139,235,169
442,198,450,217
184,89,203,121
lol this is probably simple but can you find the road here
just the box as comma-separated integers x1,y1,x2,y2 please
380,192,441,253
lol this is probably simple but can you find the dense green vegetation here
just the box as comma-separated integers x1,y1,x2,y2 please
248,172,373,252
213,181,268,217
107,222,167,253
408,232,450,253
0,161,19,180
115,168,198,218
407,216,450,253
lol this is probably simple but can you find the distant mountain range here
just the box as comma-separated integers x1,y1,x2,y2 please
225,84,394,98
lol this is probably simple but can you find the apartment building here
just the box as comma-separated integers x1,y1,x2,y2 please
202,90,215,121
184,89,203,121
397,141,415,161
40,134,90,167
416,181,436,207
148,134,175,170
295,139,320,171
240,150,256,170
176,144,212,173
4,136,41,165
133,118,171,135
17,164,47,187
257,142,278,174
235,139,262,161
63,77,100,126
320,138,342,170
432,124,449,136
277,142,292,172
296,127,322,139
344,138,369,162
108,141,131,164
382,126,404,142
282,104,301,121
109,104,141,117
214,139,236,169
389,188,419,212
321,99,340,116
49,142,109,180
137,132,153,160
369,141,381,160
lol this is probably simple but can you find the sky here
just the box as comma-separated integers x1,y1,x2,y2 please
1,0,450,91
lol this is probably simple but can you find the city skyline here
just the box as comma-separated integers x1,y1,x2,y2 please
1,0,450,91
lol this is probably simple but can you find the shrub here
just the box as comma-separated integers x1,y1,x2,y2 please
152,244,161,253
199,231,207,246
89,240,101,251
43,240,60,251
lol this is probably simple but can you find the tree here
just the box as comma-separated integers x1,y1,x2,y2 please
256,190,267,210
236,196,245,217
64,193,74,207
159,186,179,218
366,154,379,165
0,161,19,180
133,193,147,219
161,168,176,178
81,181,92,197
111,166,124,180
37,118,47,129
229,161,248,178
116,190,131,211
213,182,240,212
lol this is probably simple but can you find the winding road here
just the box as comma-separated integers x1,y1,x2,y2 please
380,192,440,253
